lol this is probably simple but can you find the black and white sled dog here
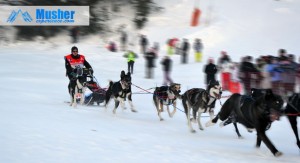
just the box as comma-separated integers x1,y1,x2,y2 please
206,89,284,157
105,70,137,114
69,67,91,107
153,83,182,121
285,93,300,150
182,81,222,132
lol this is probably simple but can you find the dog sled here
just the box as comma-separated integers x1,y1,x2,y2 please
84,76,107,106
68,67,107,106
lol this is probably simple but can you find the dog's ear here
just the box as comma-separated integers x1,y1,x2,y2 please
265,89,274,100
265,89,273,95
127,72,131,77
215,80,219,86
121,70,125,78
170,83,177,88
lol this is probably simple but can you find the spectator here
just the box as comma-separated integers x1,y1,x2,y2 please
253,57,265,89
279,55,297,97
266,57,282,95
120,31,127,51
229,62,242,93
239,56,261,95
123,50,138,74
107,41,117,52
218,51,231,91
161,56,173,85
174,40,181,55
260,56,272,89
140,34,148,54
144,48,157,79
278,49,287,61
167,38,178,55
181,38,190,64
204,58,218,85
153,42,160,54
193,38,203,62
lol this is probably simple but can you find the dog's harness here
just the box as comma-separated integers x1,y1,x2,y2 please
156,86,178,105
186,89,216,113
119,80,130,99
202,91,217,112
286,93,300,113
238,95,273,130
240,95,254,107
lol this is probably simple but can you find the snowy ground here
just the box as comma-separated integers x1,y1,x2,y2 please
0,0,299,162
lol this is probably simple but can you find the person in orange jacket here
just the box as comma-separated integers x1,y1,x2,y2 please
65,46,93,96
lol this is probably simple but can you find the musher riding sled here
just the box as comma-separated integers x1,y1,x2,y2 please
65,46,106,106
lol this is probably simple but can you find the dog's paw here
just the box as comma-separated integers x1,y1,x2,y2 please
170,112,176,117
113,109,116,114
160,118,164,121
219,121,225,127
72,103,77,108
199,127,204,131
274,151,283,157
190,118,196,123
131,109,137,112
191,129,196,133
205,120,215,127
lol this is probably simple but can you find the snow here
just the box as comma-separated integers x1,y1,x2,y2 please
0,0,299,162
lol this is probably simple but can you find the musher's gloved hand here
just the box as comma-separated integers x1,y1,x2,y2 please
70,72,77,78
89,68,94,75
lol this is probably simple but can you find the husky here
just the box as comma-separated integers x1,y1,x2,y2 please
69,67,91,107
153,83,181,121
206,89,284,157
105,70,137,114
182,81,222,132
285,93,300,150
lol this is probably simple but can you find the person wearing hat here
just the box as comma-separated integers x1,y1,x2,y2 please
217,51,232,91
204,58,218,86
65,46,93,95
161,56,173,85
144,47,157,79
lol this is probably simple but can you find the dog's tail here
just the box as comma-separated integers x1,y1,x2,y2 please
105,80,114,107
153,88,161,110
181,92,188,114
153,88,158,102
109,80,113,87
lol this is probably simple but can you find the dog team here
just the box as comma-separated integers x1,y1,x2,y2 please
65,46,299,157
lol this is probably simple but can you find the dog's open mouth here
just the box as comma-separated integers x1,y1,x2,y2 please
213,92,221,99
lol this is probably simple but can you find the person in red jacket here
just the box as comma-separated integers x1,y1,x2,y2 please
65,46,93,96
